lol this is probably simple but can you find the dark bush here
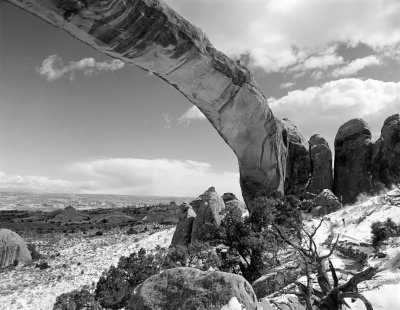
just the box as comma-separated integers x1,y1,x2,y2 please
95,248,165,309
27,243,43,261
371,218,400,248
126,227,138,235
53,286,100,310
209,193,301,283
36,261,50,270
95,231,103,236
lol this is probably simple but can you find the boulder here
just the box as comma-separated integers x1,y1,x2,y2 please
334,119,372,203
372,114,400,188
129,267,260,310
307,134,333,196
170,203,197,247
281,119,311,196
221,192,238,204
311,189,342,216
191,187,225,243
0,228,32,267
225,199,246,216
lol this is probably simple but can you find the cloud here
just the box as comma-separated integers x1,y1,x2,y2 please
165,0,400,72
162,112,174,128
37,55,125,81
0,171,89,193
280,82,295,89
268,78,400,148
332,55,381,77
68,157,241,197
178,106,207,125
0,159,242,198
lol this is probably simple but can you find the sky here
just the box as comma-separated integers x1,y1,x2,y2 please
1,0,400,198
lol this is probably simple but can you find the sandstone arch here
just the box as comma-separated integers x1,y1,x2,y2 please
6,0,290,205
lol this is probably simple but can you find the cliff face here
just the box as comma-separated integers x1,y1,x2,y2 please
7,0,289,205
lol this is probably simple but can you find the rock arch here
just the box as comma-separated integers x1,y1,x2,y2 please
6,0,291,205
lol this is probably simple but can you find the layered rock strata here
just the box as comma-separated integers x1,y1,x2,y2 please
6,0,289,206
334,119,372,204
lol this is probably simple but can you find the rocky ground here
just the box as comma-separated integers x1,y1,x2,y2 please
0,227,175,310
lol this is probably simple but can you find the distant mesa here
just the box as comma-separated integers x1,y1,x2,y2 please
48,205,90,224
92,210,135,225
0,228,32,267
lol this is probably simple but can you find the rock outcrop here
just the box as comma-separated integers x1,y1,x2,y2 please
171,203,197,247
7,0,290,206
311,189,342,216
281,119,311,196
0,228,32,267
191,187,225,243
221,192,238,203
307,134,333,196
372,114,400,188
129,267,260,310
334,119,372,204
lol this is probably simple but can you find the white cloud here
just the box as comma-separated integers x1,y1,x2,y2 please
0,171,89,193
162,112,174,128
178,106,207,125
280,82,295,89
0,159,242,198
290,53,344,72
268,78,400,148
165,0,400,72
332,55,381,77
37,55,125,81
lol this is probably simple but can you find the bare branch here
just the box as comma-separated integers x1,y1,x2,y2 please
339,267,379,292
341,292,373,310
328,259,339,288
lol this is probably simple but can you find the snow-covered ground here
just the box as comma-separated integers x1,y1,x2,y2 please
267,189,400,310
0,228,174,310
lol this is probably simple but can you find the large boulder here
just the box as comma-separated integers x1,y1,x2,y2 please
170,203,197,247
372,114,400,188
128,267,260,310
191,187,225,243
280,119,311,196
334,119,372,203
311,189,342,216
307,134,333,196
0,228,32,267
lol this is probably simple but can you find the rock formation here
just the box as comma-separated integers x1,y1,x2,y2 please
334,119,372,204
171,203,196,247
280,119,311,196
129,267,260,310
372,114,400,188
191,187,225,243
221,192,238,203
307,134,333,196
0,228,32,267
6,0,290,206
311,189,342,217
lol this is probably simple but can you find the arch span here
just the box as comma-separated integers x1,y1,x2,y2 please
6,0,290,205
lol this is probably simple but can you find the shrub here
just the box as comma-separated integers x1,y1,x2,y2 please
95,231,103,236
36,261,50,270
53,286,100,310
126,228,138,235
211,193,301,283
371,218,400,248
95,248,165,309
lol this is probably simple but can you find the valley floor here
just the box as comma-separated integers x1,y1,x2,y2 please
0,227,174,310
